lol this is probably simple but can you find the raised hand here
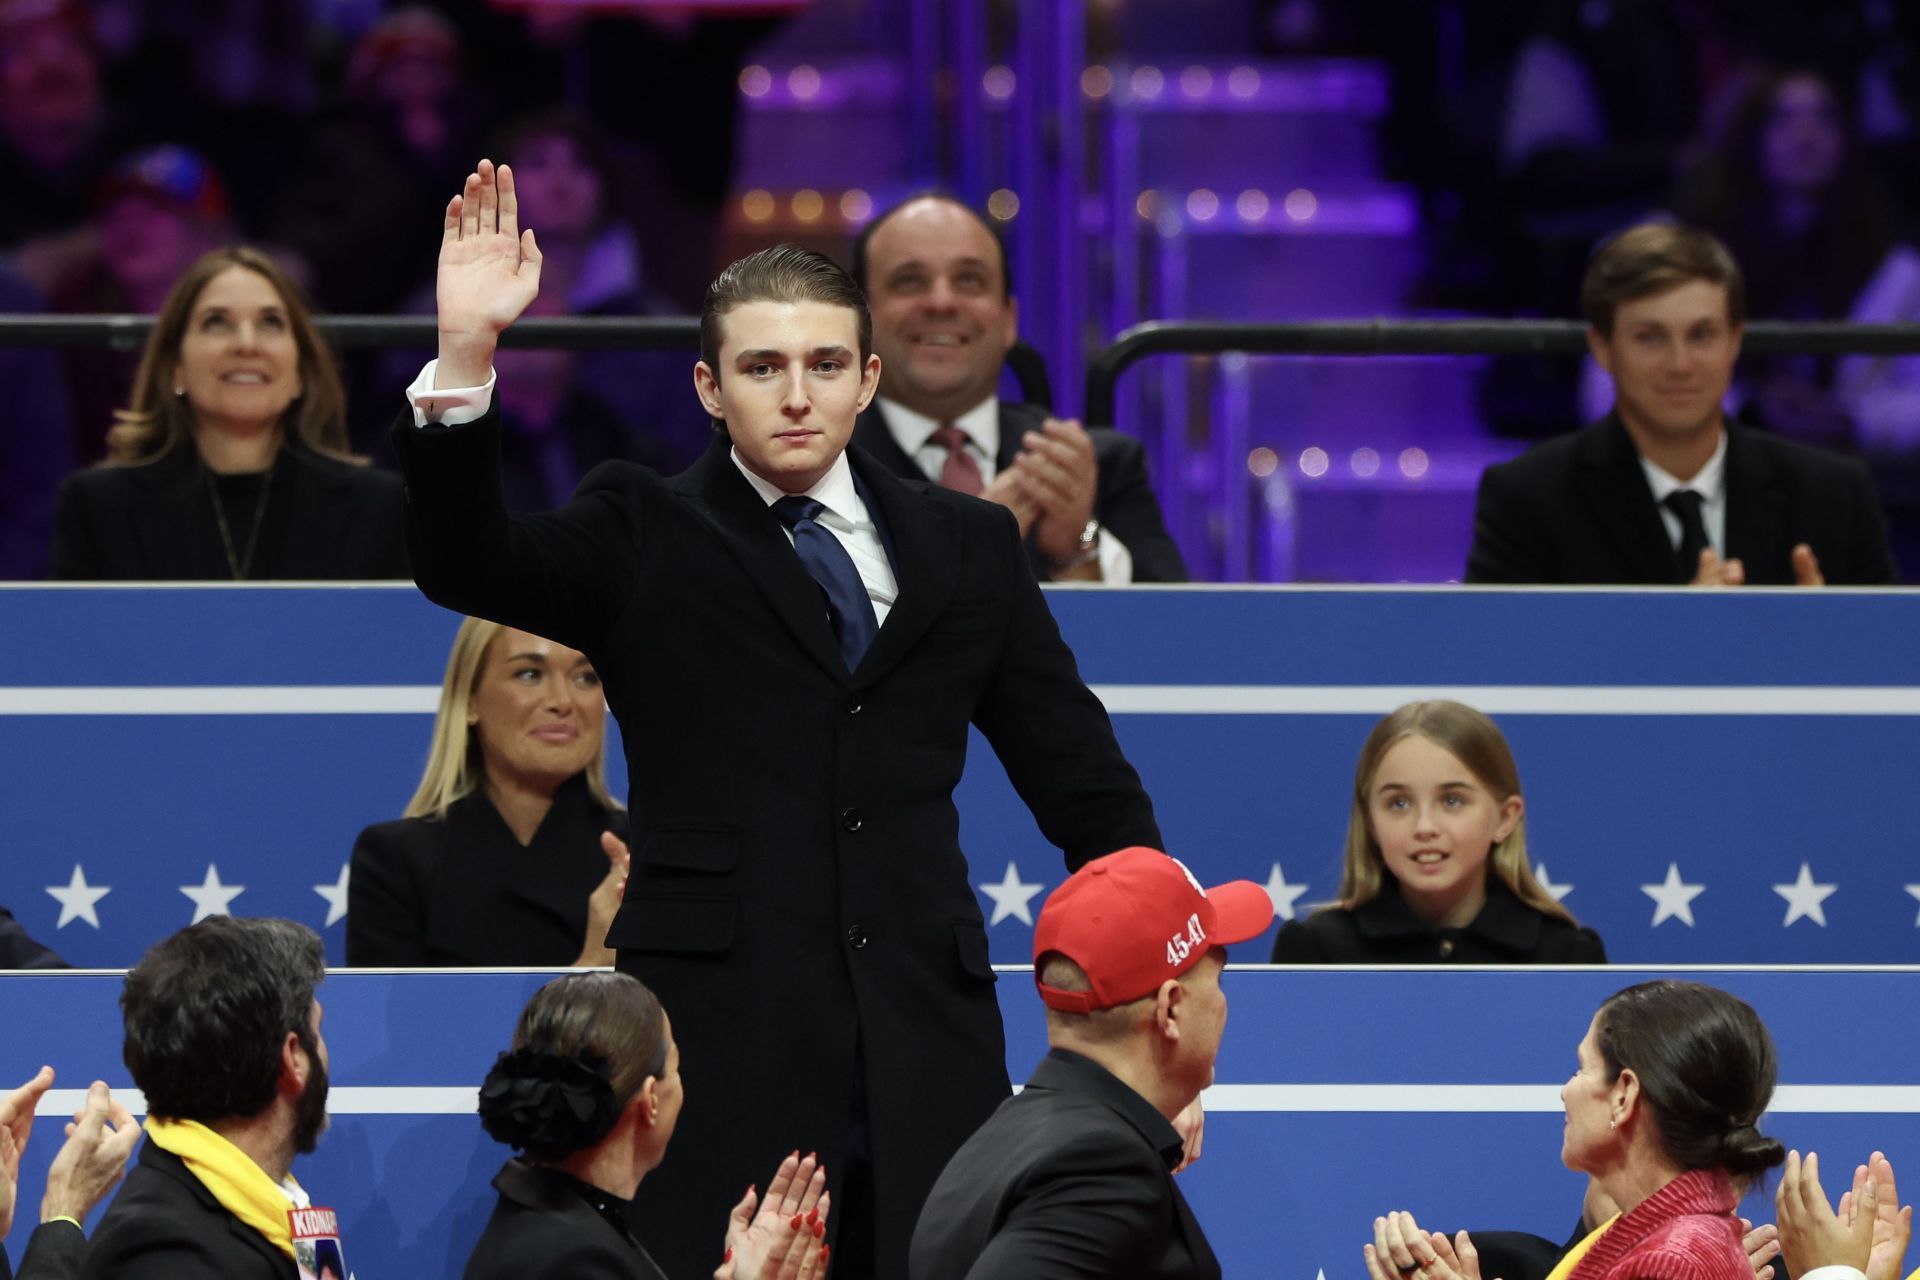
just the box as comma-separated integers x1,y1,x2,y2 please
43,1080,140,1223
720,1151,830,1280
436,159,543,389
1364,1211,1494,1280
1778,1150,1878,1275
1690,547,1746,587
1018,418,1100,567
0,1065,55,1237
1791,543,1826,588
575,830,631,968
1836,1151,1914,1280
1171,1096,1204,1173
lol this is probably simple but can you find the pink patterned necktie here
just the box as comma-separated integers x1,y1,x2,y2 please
929,424,984,495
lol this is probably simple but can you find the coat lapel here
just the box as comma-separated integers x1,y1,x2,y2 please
851,405,924,480
847,447,957,689
1722,425,1789,581
275,449,354,578
674,439,848,682
127,448,205,578
1575,415,1683,584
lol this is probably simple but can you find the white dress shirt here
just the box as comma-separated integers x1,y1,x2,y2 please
406,359,898,625
873,395,1135,583
1640,429,1729,559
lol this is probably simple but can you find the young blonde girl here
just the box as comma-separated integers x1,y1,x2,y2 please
1270,700,1605,963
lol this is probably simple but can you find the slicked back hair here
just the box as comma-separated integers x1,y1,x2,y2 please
699,244,872,384
1582,222,1747,337
849,191,1013,300
121,917,325,1124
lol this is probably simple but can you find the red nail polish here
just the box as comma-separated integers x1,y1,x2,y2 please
724,1248,732,1263
791,1213,803,1229
807,1208,819,1225
814,1220,826,1239
822,1245,831,1262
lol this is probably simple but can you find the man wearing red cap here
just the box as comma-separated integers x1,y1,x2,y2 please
908,847,1274,1280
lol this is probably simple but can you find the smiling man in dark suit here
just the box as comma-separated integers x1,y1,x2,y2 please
1467,222,1896,586
849,194,1187,583
394,160,1162,1280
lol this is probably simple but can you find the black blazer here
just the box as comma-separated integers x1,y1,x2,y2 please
0,906,66,969
910,1049,1221,1280
1465,414,1896,585
1270,876,1607,964
346,775,630,966
853,401,1189,582
50,440,408,580
394,409,1161,1280
79,1142,294,1280
1,1220,85,1280
464,1160,667,1280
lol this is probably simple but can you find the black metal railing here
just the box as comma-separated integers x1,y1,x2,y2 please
1082,319,1920,426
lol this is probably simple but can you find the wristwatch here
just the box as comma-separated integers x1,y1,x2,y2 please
1051,519,1102,571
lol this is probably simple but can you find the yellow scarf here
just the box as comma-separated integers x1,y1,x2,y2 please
144,1118,302,1260
1543,1213,1622,1280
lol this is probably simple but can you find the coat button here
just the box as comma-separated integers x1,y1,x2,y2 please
846,699,863,715
1438,938,1455,958
841,808,863,832
846,925,869,949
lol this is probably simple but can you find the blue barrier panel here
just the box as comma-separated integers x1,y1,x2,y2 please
2,968,1914,1278
4,585,1920,965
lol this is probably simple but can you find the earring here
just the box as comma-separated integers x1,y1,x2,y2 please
172,386,185,397
1609,1119,1616,1130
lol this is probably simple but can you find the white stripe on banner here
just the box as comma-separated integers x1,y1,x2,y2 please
5,685,1920,716
42,1083,1920,1119
1090,686,1920,716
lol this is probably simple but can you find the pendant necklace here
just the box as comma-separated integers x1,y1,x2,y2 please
206,462,274,580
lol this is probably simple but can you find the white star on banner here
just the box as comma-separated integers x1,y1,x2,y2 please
1641,862,1705,927
979,861,1044,927
1907,885,1920,926
1773,862,1836,928
1264,862,1311,921
314,863,351,928
1533,862,1573,902
46,865,111,929
181,864,245,924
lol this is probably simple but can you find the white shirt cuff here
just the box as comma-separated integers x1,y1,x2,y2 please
1094,529,1135,584
406,359,497,427
1798,1266,1867,1280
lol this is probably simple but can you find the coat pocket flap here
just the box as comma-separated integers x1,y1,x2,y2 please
606,894,736,953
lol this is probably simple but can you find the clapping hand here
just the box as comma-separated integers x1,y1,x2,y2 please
1740,1216,1782,1280
0,1065,55,1237
1364,1211,1498,1280
574,830,631,968
42,1080,140,1223
715,1151,830,1280
1776,1150,1913,1280
435,158,543,389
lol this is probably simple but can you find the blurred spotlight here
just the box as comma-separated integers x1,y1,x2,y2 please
1299,447,1329,478
1284,188,1318,222
1135,190,1158,220
839,189,873,222
1398,447,1430,479
1227,65,1261,98
987,189,1021,220
1248,447,1279,477
1131,66,1164,99
1186,188,1219,220
1180,65,1213,98
739,66,772,98
788,65,821,100
983,65,1016,99
741,190,775,221
1081,66,1114,98
792,189,824,222
1236,189,1269,221
1350,447,1380,478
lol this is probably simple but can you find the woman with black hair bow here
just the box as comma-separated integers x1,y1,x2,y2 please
468,971,830,1280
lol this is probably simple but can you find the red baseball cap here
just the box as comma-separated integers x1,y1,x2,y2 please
1033,847,1275,1013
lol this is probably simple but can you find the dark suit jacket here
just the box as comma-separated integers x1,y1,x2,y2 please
1270,876,1607,964
0,907,66,969
50,440,408,580
394,410,1161,1280
80,1143,294,1280
1,1220,86,1280
464,1160,667,1280
346,775,629,966
910,1049,1220,1280
1466,414,1896,585
854,401,1189,582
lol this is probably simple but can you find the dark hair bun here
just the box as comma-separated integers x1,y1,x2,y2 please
477,1048,618,1158
1718,1126,1786,1178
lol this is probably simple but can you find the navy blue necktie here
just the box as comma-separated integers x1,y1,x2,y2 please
771,496,879,671
1664,490,1709,581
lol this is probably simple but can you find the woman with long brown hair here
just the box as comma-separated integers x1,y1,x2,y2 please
49,246,406,579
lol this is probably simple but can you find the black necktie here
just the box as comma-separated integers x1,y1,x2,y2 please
1663,490,1709,581
771,496,879,671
